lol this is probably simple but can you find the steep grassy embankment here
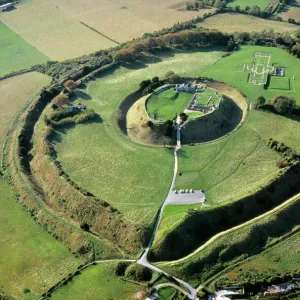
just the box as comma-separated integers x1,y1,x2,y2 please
159,193,300,286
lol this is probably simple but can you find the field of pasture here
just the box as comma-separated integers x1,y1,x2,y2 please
0,0,117,61
227,0,270,9
203,46,300,104
0,22,48,77
48,0,215,43
199,13,298,33
0,180,83,299
175,108,300,205
0,72,51,160
53,49,225,226
215,231,300,286
51,262,141,300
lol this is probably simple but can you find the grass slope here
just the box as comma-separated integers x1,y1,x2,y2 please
51,262,141,300
0,72,51,160
54,49,225,227
215,232,300,286
0,179,83,299
175,110,288,205
48,0,215,43
0,0,117,61
158,194,300,286
0,22,48,77
199,13,298,33
203,46,300,104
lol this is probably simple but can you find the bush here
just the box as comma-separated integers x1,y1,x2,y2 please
268,95,296,115
23,288,30,294
53,94,69,106
253,96,266,109
80,223,90,231
115,262,131,276
64,80,77,91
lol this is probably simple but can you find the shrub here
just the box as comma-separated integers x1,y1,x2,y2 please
80,223,90,231
253,96,266,109
53,94,69,106
23,288,30,294
268,95,296,115
277,160,287,168
115,262,131,276
64,80,77,91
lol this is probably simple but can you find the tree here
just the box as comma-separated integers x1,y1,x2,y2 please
135,265,152,281
80,223,90,231
53,94,69,106
269,95,296,115
253,96,266,108
64,80,76,91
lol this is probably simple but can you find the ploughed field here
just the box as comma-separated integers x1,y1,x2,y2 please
0,0,117,61
47,0,215,43
52,49,226,226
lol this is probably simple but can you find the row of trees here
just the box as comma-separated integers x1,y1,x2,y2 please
115,29,230,63
253,95,299,115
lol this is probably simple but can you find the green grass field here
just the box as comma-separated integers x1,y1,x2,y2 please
147,88,193,121
214,231,300,286
227,0,270,9
54,48,226,226
51,262,142,300
0,179,83,299
269,76,290,90
0,22,48,77
203,46,300,104
174,109,300,205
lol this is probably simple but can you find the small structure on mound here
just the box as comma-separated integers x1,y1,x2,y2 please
176,83,196,93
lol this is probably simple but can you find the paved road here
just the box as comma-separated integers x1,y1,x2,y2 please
166,190,205,205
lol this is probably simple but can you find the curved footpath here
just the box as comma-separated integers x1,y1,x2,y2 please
137,119,199,300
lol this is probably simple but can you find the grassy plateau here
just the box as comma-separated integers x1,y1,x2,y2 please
53,49,225,227
147,88,193,121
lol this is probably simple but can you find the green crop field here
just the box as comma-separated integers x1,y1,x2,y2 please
269,76,290,90
0,22,48,77
147,88,193,121
0,0,117,61
174,109,300,205
53,48,226,226
0,179,83,299
203,46,300,104
215,232,300,286
227,0,271,9
51,262,141,300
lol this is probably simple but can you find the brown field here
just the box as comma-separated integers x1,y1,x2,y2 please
0,0,117,61
277,0,300,21
0,72,51,157
48,0,215,43
199,12,298,33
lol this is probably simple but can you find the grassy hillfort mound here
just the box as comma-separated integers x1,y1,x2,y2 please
1,4,300,297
